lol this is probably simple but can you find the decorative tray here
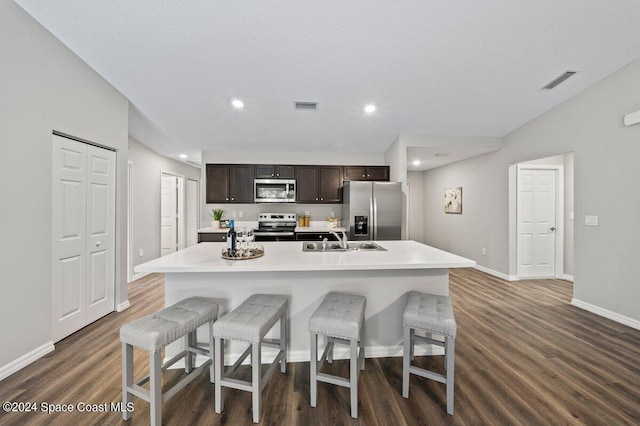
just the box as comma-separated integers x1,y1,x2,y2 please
221,243,264,260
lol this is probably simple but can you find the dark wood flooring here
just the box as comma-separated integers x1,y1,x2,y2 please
1,269,639,425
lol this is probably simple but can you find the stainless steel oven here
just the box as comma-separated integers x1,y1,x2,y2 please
254,179,296,203
253,213,297,241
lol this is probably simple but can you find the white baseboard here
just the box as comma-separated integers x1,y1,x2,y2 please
166,344,444,370
0,342,55,381
571,298,640,331
116,300,131,312
130,272,150,283
473,264,518,281
561,274,574,282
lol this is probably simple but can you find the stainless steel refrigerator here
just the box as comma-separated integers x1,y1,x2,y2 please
342,181,402,240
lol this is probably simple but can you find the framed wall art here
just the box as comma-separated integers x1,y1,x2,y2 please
444,187,462,214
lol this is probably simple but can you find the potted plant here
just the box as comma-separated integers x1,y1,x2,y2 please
210,208,225,229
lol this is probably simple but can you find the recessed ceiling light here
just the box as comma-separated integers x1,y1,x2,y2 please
179,154,188,159
364,104,376,113
412,160,421,166
231,99,244,109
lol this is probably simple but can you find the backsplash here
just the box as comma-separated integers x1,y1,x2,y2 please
203,203,343,227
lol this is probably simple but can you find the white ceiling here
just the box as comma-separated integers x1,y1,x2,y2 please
15,0,640,169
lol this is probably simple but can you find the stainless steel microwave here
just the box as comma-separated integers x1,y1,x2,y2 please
254,179,296,203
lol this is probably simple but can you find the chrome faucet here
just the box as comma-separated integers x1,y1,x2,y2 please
322,237,328,251
329,229,348,249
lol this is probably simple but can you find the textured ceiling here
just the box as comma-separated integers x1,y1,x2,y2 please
15,0,640,168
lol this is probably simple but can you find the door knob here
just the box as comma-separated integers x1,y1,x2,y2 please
549,227,556,232
96,241,102,246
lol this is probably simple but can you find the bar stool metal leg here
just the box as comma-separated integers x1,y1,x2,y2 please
402,326,411,398
208,322,215,382
214,337,224,413
280,312,287,373
446,337,455,414
310,333,318,407
122,343,134,421
149,351,162,426
252,343,262,423
350,339,358,418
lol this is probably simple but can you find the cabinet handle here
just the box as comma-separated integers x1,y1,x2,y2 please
226,197,229,201
320,197,324,200
315,197,318,201
276,173,280,176
272,173,274,176
96,241,101,247
362,174,366,178
231,197,234,201
367,174,370,177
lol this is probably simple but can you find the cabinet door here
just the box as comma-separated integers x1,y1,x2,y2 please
295,232,339,241
255,165,275,178
318,167,342,203
229,165,254,202
198,232,227,243
366,166,390,181
275,165,295,178
206,164,229,203
344,166,367,181
296,167,320,202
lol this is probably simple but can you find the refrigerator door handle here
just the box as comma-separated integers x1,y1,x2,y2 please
373,197,378,240
369,197,374,239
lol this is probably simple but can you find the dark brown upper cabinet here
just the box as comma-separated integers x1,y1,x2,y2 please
254,165,295,179
343,166,390,181
296,166,342,203
206,164,255,203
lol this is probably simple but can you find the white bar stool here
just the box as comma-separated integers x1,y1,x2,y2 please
309,292,366,418
402,291,457,415
120,297,218,426
213,294,288,424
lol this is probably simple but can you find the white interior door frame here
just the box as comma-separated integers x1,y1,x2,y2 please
516,164,564,279
127,161,133,283
161,170,185,252
186,178,200,247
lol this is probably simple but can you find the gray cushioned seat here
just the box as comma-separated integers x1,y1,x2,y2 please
403,291,456,338
309,292,366,340
120,297,218,352
213,294,288,343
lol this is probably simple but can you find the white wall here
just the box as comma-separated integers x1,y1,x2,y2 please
422,58,640,323
0,1,129,372
407,171,425,242
128,138,200,276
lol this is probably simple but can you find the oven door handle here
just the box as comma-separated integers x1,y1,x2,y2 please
253,231,295,237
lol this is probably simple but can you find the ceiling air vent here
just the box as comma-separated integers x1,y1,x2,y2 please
541,71,577,90
294,101,319,111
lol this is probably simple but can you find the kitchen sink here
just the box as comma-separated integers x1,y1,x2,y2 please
302,241,387,252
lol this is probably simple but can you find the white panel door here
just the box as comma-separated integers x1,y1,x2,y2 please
518,168,557,278
85,145,115,321
52,135,115,342
186,179,198,247
52,137,87,341
161,175,178,256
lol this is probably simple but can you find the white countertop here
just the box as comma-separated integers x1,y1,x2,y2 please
135,240,475,273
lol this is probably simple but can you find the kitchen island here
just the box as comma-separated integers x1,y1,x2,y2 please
135,240,474,362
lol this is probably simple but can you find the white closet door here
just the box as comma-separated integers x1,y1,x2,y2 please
85,145,115,322
52,135,115,342
52,136,88,341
